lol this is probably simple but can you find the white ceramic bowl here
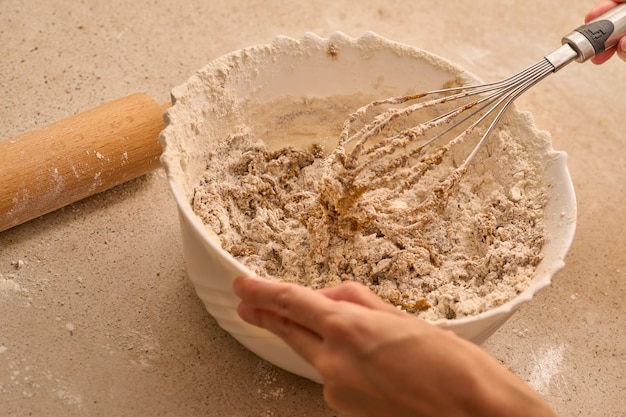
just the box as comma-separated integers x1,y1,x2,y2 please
160,32,577,383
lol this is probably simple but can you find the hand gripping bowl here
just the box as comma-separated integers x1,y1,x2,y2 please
159,32,577,383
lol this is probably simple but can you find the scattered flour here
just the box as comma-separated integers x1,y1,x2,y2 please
0,274,23,293
528,344,566,396
192,94,547,320
254,360,286,401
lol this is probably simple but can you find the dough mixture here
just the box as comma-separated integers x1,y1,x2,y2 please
192,95,546,321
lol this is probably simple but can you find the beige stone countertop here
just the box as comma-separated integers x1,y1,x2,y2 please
1,1,624,416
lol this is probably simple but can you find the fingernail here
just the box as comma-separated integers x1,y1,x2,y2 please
237,302,254,323
233,276,262,297
232,276,245,296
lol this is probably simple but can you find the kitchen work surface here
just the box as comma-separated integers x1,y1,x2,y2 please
1,0,624,416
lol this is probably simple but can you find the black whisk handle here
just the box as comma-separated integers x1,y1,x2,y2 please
562,3,626,62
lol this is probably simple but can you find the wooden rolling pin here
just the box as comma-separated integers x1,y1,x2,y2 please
0,93,168,233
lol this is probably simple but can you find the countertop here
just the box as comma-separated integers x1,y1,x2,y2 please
1,1,624,416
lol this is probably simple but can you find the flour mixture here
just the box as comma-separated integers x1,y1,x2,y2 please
192,95,546,321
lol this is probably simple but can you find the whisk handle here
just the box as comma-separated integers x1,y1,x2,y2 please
562,3,626,62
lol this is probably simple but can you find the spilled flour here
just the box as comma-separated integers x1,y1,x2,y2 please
192,94,547,320
0,274,24,294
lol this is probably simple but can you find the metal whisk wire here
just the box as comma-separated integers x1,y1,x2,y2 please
332,57,557,212
343,57,554,168
324,4,626,222
449,58,557,170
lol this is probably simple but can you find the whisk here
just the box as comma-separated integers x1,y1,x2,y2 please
323,5,626,226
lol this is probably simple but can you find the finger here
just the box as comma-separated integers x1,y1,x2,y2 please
233,276,336,335
237,301,323,363
585,1,619,64
317,282,406,316
618,36,626,61
585,0,621,22
591,47,617,64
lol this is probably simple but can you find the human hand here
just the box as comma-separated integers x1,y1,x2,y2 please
586,0,626,63
233,276,557,417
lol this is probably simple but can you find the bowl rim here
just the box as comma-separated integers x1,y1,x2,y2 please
160,31,578,328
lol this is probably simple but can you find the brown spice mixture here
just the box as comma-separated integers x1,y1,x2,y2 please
192,96,546,321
